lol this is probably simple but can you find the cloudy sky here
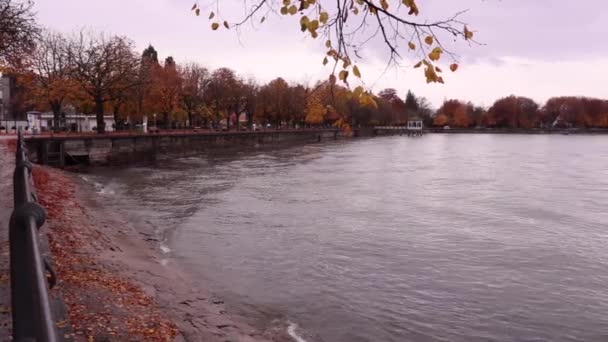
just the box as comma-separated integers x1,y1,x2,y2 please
34,0,608,108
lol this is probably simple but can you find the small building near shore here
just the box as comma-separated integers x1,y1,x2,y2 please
27,111,116,132
407,116,423,131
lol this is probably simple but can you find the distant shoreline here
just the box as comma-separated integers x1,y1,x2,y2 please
423,128,608,135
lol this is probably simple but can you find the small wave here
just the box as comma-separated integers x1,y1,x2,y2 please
287,322,308,342
98,187,115,195
160,244,171,253
159,258,169,266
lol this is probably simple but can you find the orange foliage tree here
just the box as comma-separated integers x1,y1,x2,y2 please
487,96,539,128
435,99,473,128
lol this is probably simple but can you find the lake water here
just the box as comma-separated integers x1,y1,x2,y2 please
87,134,608,342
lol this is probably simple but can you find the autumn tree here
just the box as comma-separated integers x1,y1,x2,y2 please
26,31,80,130
435,99,472,127
0,0,39,68
288,84,308,127
541,97,608,128
305,91,325,125
256,77,291,127
191,0,475,88
68,32,139,133
205,67,243,130
487,96,539,128
134,45,160,122
471,106,486,128
405,89,419,110
180,63,209,127
149,56,183,128
415,95,434,127
240,78,258,129
378,88,406,124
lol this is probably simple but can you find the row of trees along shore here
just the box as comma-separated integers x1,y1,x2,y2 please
2,1,608,133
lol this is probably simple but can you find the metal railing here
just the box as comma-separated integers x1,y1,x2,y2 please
9,130,58,341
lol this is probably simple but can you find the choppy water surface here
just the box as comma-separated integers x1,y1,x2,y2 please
88,135,608,342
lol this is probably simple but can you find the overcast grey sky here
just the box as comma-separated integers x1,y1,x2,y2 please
33,0,608,107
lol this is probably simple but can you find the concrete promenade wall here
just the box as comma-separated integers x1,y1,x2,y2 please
25,129,339,167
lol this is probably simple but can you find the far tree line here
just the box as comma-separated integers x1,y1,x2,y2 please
1,0,606,133
8,28,608,135
5,29,433,134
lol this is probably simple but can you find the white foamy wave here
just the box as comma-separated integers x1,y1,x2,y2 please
160,244,171,253
287,322,308,342
159,258,169,266
98,187,115,195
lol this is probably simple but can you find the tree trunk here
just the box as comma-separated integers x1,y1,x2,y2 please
113,103,121,131
95,98,105,134
163,112,169,129
247,112,253,130
50,102,61,132
188,111,193,128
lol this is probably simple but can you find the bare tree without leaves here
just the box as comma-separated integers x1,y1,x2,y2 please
68,32,139,133
191,0,476,89
0,0,39,68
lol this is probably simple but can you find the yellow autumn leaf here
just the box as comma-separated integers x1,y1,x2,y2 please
353,86,364,97
424,65,438,83
464,26,474,40
323,57,328,65
280,6,288,15
325,40,331,48
428,47,442,61
209,11,215,19
360,93,378,109
342,57,351,68
449,63,458,72
288,5,298,15
408,41,416,50
403,0,419,15
211,22,219,30
424,36,433,45
309,20,319,31
353,65,361,78
319,12,329,24
339,70,348,81
380,0,389,10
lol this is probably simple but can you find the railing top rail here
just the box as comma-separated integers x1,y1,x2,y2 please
10,129,59,341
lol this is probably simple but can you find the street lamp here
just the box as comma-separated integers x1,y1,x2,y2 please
153,113,157,128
